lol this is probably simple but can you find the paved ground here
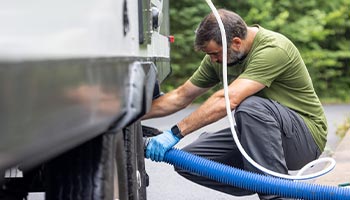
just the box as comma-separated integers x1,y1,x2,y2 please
315,130,350,187
27,104,350,200
143,104,350,200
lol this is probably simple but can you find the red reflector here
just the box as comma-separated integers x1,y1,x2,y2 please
169,35,175,43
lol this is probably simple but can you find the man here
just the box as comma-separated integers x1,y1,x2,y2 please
142,9,327,199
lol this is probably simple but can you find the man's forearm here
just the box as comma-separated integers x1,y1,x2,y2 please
142,99,182,120
177,90,235,136
141,90,191,120
142,80,211,121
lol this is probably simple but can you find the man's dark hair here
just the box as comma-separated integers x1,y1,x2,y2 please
194,9,248,51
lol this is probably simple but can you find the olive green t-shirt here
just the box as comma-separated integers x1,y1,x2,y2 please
189,26,327,151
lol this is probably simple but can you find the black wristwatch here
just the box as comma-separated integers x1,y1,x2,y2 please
171,124,184,139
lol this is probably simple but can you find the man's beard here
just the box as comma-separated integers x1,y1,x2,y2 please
227,48,245,66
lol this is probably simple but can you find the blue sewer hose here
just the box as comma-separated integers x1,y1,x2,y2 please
163,148,350,200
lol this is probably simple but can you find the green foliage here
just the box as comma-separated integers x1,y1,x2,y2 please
165,0,350,103
164,1,209,91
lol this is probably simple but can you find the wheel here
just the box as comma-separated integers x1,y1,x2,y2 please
45,121,147,200
117,121,148,200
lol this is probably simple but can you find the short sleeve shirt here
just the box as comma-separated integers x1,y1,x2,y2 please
189,26,327,151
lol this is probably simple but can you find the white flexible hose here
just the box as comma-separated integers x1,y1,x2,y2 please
205,0,336,180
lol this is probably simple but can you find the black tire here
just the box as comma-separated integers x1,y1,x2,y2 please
45,121,147,200
117,121,148,200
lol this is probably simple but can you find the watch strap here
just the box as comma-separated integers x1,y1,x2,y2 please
171,124,184,139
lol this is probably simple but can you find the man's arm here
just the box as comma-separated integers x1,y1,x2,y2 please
142,80,210,120
177,78,265,136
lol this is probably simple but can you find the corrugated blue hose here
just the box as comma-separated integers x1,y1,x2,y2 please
162,148,350,200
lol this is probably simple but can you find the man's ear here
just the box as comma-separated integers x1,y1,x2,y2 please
230,37,242,51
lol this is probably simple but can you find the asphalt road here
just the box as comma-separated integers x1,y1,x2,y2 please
142,104,350,200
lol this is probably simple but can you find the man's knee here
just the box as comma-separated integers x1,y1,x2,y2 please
236,96,267,112
234,96,271,120
234,96,278,134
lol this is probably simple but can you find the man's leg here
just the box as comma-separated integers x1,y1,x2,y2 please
175,96,321,199
235,96,321,172
235,96,321,199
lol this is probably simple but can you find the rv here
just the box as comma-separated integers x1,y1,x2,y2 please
0,0,171,199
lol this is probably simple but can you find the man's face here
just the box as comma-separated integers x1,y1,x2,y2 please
203,40,244,65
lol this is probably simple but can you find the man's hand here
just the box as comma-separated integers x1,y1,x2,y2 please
145,130,180,162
